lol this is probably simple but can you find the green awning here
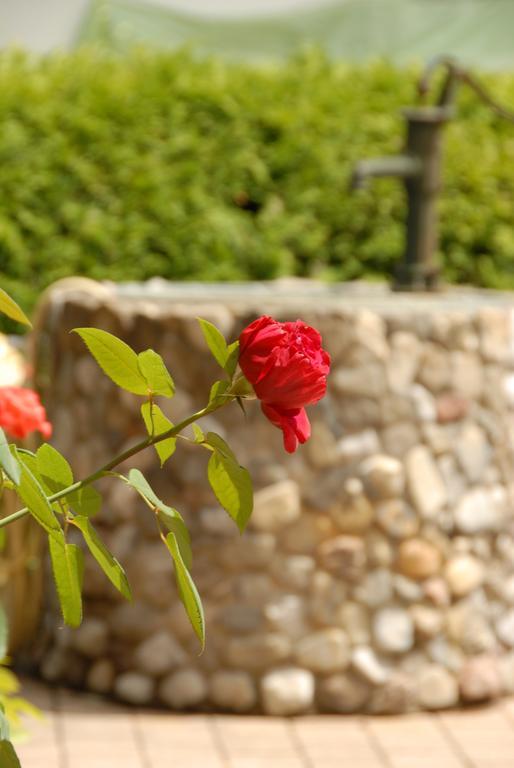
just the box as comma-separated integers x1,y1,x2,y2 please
79,0,514,70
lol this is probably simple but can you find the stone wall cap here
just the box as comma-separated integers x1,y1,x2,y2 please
36,277,514,317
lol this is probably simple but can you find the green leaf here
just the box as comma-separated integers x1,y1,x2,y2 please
36,444,73,493
0,431,20,486
137,349,175,397
206,434,253,533
157,509,192,570
0,670,18,696
34,447,100,516
71,516,132,600
67,485,101,517
192,424,205,443
0,740,20,768
208,379,230,407
4,696,41,722
48,535,83,628
0,710,10,741
15,449,37,473
225,341,240,378
0,606,8,661
198,318,237,375
73,328,148,395
164,532,205,649
126,468,165,508
125,469,191,567
12,448,61,542
204,431,237,461
0,288,30,327
140,402,176,466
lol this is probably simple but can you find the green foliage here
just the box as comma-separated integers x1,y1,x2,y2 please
36,444,73,493
74,328,176,401
124,469,202,645
35,444,101,516
192,424,205,443
158,511,192,571
0,289,30,327
125,469,192,568
0,431,20,486
71,516,132,600
0,307,255,691
73,328,149,395
67,485,101,517
0,708,10,740
164,532,205,650
8,445,99,624
12,449,61,541
208,379,230,407
137,350,175,398
205,432,253,532
1,49,513,326
0,648,40,768
140,402,176,465
0,739,20,768
49,535,84,628
198,319,239,376
0,314,251,646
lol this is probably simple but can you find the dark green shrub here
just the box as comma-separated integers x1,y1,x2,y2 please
1,49,513,324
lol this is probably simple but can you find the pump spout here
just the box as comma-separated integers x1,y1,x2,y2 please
350,155,422,190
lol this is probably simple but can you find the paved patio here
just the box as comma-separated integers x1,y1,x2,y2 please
15,677,514,768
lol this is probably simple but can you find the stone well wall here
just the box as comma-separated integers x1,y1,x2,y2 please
31,278,514,714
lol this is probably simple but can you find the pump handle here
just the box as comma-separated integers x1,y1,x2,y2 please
418,55,514,123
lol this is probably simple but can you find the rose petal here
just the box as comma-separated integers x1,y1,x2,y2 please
261,403,311,454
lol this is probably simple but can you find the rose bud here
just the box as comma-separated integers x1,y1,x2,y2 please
238,316,330,453
0,387,52,440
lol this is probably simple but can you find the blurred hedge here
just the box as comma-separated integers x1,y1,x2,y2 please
1,49,514,320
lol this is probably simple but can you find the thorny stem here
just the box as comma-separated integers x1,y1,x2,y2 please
0,399,227,530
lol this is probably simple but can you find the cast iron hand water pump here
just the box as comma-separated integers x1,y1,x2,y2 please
351,57,514,291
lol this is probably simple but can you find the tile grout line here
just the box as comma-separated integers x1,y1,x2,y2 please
52,687,69,768
431,712,476,768
132,711,154,768
359,716,395,768
287,719,316,768
206,715,232,768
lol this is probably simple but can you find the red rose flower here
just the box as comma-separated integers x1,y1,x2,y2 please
0,387,52,440
238,316,330,453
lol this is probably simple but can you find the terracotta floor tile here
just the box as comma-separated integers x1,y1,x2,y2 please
15,679,514,768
